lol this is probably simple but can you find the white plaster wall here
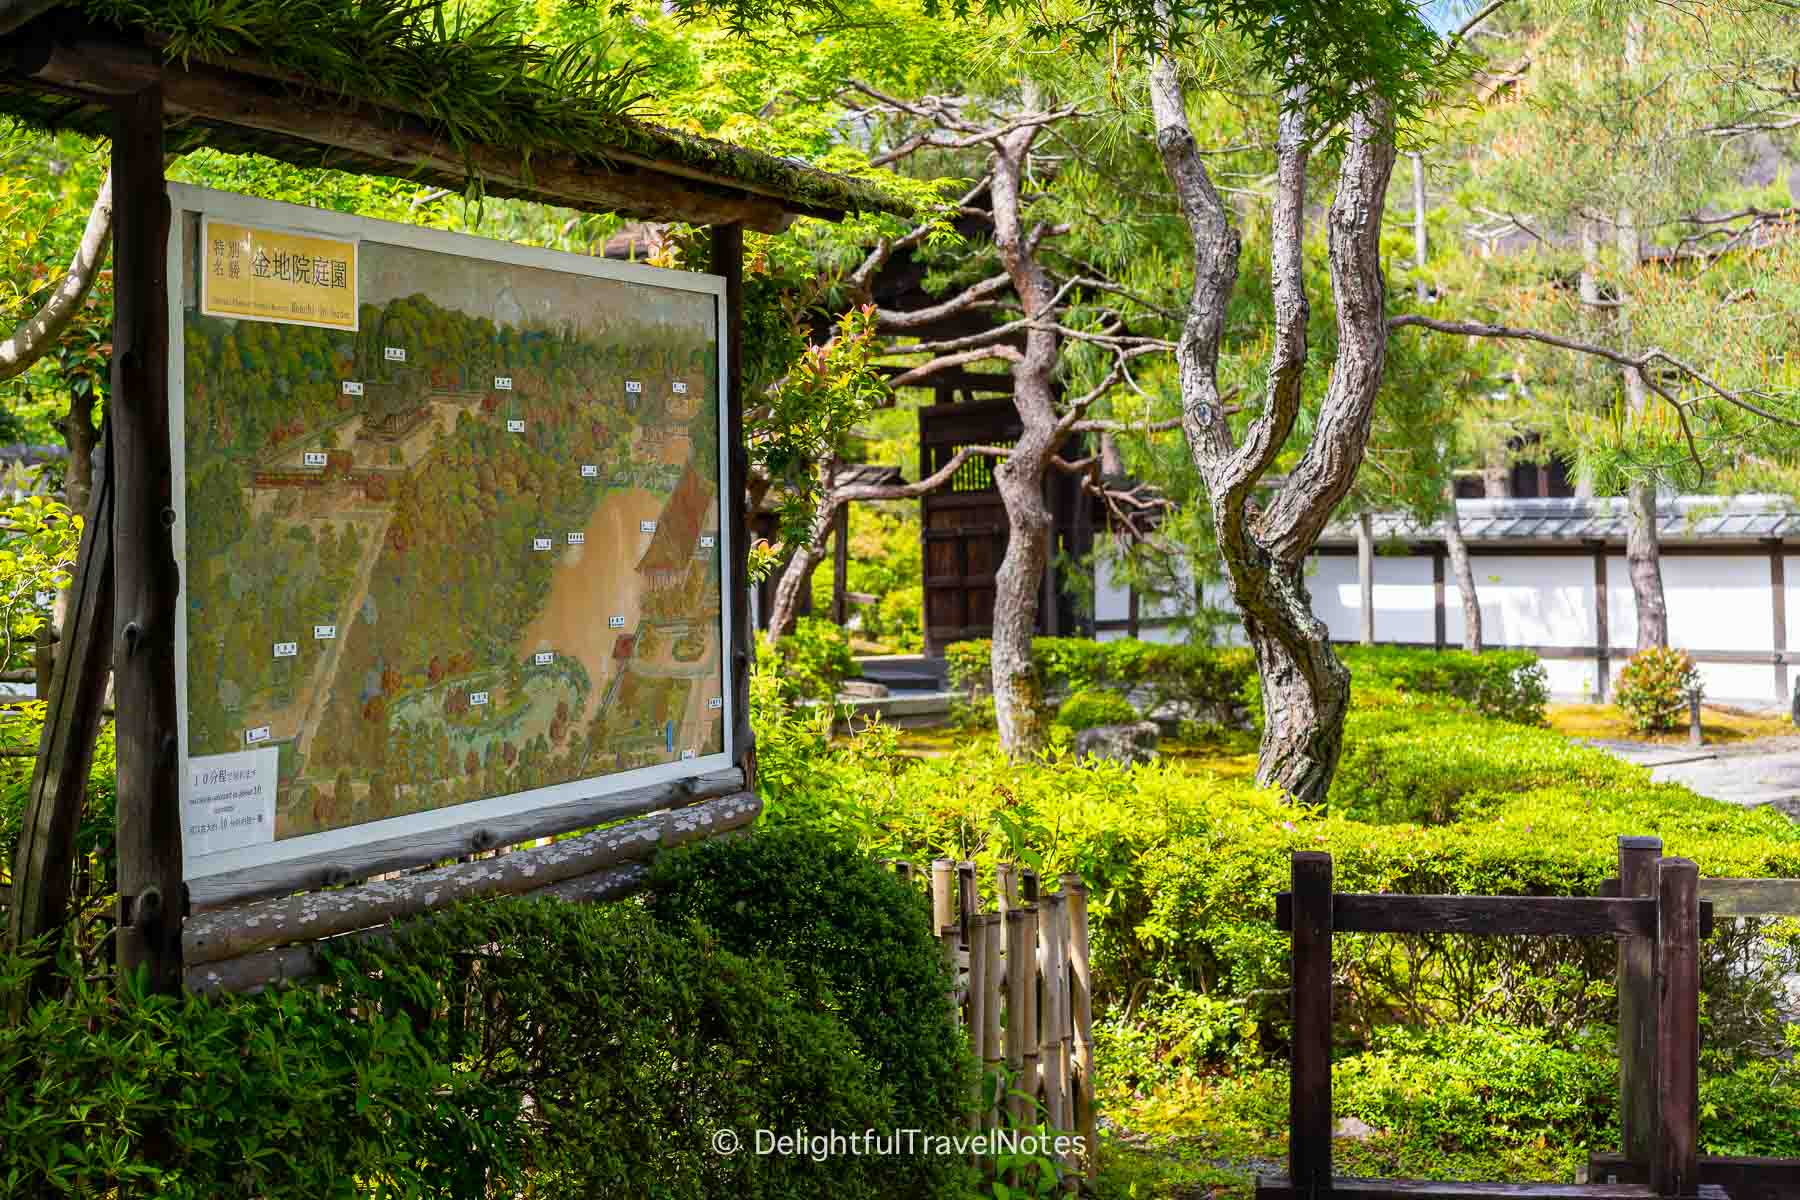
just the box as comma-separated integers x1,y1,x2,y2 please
1093,558,1131,625
1606,657,1775,705
1605,555,1637,651
1308,555,1362,643
1662,555,1770,651
1450,554,1595,648
1786,555,1800,653
1371,555,1437,644
1543,657,1601,700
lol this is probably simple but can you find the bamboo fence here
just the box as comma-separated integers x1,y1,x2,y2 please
903,858,1097,1188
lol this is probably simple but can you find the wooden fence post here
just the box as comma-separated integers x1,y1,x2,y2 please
966,898,988,1140
111,83,184,995
1003,907,1030,1177
1654,856,1700,1199
1062,872,1097,1179
1040,892,1068,1138
1290,851,1334,1195
981,912,1003,1132
7,436,113,994
1618,835,1662,1171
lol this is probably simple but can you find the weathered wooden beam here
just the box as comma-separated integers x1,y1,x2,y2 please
1590,1151,1800,1200
1615,837,1660,1171
1654,857,1700,1200
187,766,743,911
6,432,112,985
1288,852,1333,1196
24,39,805,232
1697,876,1800,918
1274,892,1659,938
183,791,759,965
110,83,184,995
1254,1177,1720,1199
186,861,652,994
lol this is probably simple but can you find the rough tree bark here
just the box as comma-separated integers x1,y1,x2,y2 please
1153,54,1397,804
1443,482,1481,651
0,170,112,387
1618,12,1669,650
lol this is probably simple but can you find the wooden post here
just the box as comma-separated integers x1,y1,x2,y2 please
981,913,1003,1131
7,438,113,994
1046,892,1073,1148
1771,544,1788,703
1595,547,1611,702
1290,851,1334,1194
1654,856,1701,1200
997,862,1017,913
1432,550,1447,650
1618,835,1662,1171
111,85,184,995
1687,691,1703,748
957,860,978,948
1020,901,1041,1121
931,858,958,1023
1357,512,1375,645
1062,872,1097,1179
1003,907,1030,1140
965,898,988,1137
894,859,915,886
709,223,754,782
832,501,849,626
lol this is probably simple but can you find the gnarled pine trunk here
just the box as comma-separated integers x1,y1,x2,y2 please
1444,482,1481,652
990,430,1055,756
1626,478,1668,649
1235,557,1352,802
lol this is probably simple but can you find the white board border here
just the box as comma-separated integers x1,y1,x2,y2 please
167,183,737,889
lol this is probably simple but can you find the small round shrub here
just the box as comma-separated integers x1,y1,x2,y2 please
1614,646,1703,734
1055,687,1140,731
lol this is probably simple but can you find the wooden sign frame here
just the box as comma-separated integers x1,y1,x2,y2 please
165,184,740,911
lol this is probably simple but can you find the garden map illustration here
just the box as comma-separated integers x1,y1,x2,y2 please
179,224,726,857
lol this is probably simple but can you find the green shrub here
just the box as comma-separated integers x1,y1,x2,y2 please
945,637,1255,724
4,878,975,1199
646,826,975,1178
1336,645,1550,725
1613,646,1703,734
1055,688,1141,731
0,939,522,1199
771,615,856,703
872,583,924,653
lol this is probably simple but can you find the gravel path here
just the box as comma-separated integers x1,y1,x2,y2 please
1585,735,1800,820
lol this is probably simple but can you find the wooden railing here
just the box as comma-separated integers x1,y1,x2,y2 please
1260,847,1728,1200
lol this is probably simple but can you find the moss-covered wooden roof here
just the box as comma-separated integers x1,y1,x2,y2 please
0,0,911,232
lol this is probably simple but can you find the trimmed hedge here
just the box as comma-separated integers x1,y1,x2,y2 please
1,832,974,1199
946,639,1550,728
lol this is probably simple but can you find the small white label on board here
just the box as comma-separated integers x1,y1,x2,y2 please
532,537,552,551
535,651,554,666
273,641,298,658
494,376,513,390
244,725,271,745
384,346,406,362
580,464,598,478
707,697,723,711
342,380,364,396
609,615,626,629
566,532,585,545
640,520,657,534
672,381,688,394
469,691,489,707
303,451,328,467
699,535,715,550
681,749,695,761
313,625,336,640
625,380,643,394
507,419,526,433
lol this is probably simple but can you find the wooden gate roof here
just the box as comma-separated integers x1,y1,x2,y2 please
0,1,909,231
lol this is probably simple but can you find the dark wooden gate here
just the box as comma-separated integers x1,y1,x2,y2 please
918,392,1093,656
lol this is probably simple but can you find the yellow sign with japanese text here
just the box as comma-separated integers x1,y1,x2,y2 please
200,218,359,330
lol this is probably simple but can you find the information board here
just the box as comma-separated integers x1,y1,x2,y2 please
168,186,733,883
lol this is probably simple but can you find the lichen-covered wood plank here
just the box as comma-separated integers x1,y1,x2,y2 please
184,790,757,963
186,767,742,911
186,861,653,994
